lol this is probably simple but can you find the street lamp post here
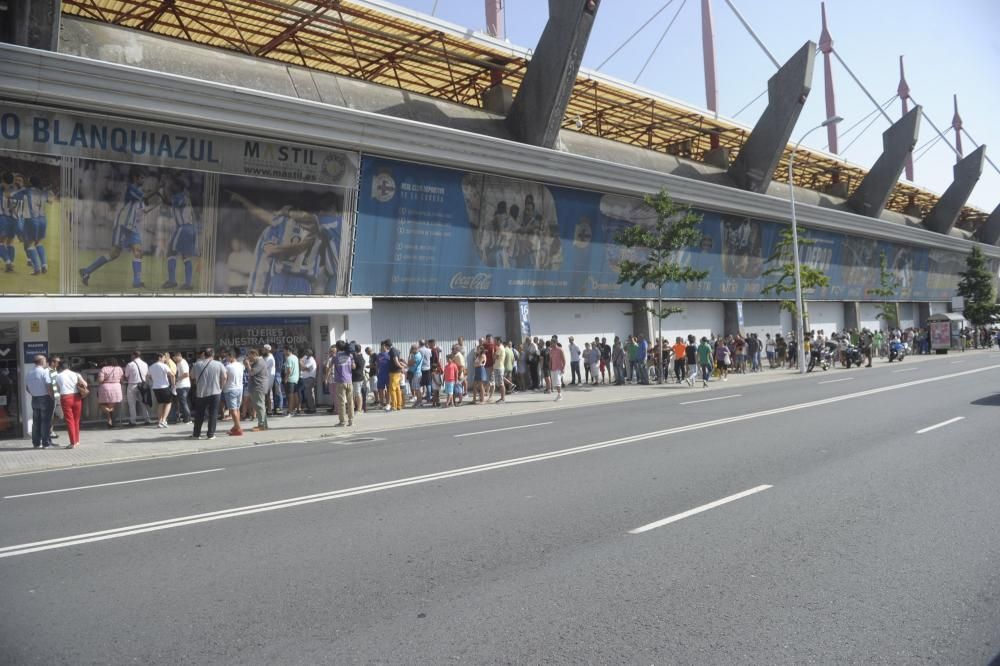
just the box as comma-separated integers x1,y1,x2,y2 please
789,115,842,375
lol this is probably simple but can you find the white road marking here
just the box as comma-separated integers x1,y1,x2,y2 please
628,485,773,534
3,468,225,499
679,394,742,405
892,368,917,373
454,422,553,438
949,361,965,364
1,364,996,559
818,378,854,385
916,416,965,434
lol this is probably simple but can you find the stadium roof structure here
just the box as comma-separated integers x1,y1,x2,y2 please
61,0,988,231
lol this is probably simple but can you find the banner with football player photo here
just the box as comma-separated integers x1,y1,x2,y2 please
71,158,212,294
0,150,63,294
213,175,351,296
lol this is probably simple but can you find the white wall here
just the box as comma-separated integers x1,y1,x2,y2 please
474,301,506,339
739,302,785,338
660,301,725,342
371,300,477,354
859,303,884,331
898,303,915,329
805,302,844,335
527,302,633,343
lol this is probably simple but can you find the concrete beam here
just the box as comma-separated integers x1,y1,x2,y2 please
922,145,986,235
847,106,921,218
976,203,1000,246
1,0,61,51
506,0,601,148
727,41,815,193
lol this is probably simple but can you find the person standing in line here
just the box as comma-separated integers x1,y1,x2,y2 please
697,337,713,388
171,351,191,424
331,341,355,426
350,342,366,414
283,344,300,417
685,334,699,387
765,333,776,369
95,357,124,428
613,337,627,385
223,348,244,436
124,350,152,426
549,336,566,401
299,348,317,414
672,337,688,385
376,342,391,410
25,354,54,448
386,339,405,412
247,348,269,432
523,337,540,390
46,356,62,442
568,336,582,386
148,352,175,428
323,344,338,415
190,347,226,440
624,336,638,384
365,346,379,407
261,344,277,415
418,339,433,405
54,359,86,449
636,335,650,384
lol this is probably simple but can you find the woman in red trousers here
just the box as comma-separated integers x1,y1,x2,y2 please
53,360,87,449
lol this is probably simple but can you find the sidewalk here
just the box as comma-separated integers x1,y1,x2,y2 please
2,350,993,476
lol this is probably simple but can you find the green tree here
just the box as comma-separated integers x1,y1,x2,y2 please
956,246,1000,328
615,189,709,383
761,227,830,329
869,250,901,327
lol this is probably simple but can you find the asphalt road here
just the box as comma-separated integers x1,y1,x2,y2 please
1,358,999,664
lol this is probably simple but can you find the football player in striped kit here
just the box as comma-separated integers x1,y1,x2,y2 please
161,175,199,290
228,190,322,295
18,175,57,275
0,172,19,273
80,166,162,288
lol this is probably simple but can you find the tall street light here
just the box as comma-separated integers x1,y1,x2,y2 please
789,115,841,374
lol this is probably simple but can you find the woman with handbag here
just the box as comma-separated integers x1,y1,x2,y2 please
54,360,87,449
96,358,124,428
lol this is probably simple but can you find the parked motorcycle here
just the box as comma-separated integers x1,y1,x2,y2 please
842,344,864,368
888,340,907,363
807,344,832,372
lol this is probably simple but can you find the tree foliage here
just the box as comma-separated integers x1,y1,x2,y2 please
614,189,710,321
956,246,1000,327
761,227,830,317
869,250,901,325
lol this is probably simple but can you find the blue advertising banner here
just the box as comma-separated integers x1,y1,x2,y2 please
23,341,49,364
351,156,963,301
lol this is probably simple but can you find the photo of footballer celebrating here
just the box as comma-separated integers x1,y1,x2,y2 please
215,176,346,296
74,160,206,293
0,152,62,293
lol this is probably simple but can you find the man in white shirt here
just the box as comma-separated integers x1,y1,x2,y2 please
262,344,276,414
223,348,245,436
171,351,191,424
124,350,152,426
299,349,317,414
148,352,175,428
568,336,582,385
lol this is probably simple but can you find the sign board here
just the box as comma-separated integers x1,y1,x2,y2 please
950,296,964,311
23,341,49,364
736,300,745,329
518,300,531,340
0,344,13,361
929,321,951,350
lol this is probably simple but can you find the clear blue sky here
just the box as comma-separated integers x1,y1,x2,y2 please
382,0,1000,214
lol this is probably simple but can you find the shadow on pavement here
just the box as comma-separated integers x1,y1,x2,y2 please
970,393,1000,407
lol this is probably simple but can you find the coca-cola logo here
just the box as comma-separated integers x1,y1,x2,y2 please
449,272,492,290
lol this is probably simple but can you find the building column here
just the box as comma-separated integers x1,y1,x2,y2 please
18,317,49,438
843,301,860,331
